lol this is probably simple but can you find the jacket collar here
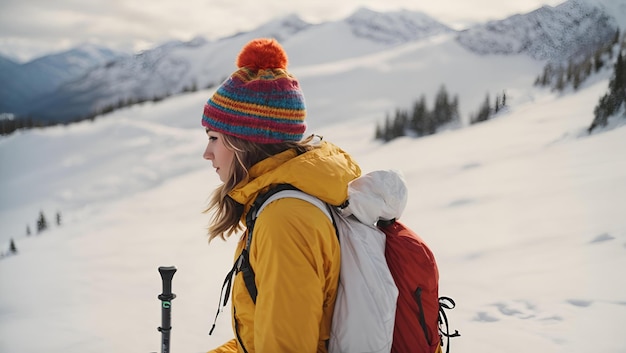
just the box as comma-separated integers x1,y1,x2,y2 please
228,141,361,213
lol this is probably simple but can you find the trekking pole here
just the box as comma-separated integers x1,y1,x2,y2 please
157,266,177,353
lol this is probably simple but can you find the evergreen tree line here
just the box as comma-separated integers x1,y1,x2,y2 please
589,47,626,132
26,210,62,236
1,210,62,259
375,86,507,142
535,30,624,92
375,86,460,142
0,114,55,136
94,79,203,115
1,80,216,136
469,91,507,125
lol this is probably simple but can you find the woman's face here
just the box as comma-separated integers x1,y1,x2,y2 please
203,129,235,183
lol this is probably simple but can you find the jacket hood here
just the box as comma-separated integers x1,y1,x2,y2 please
342,170,408,226
229,140,361,209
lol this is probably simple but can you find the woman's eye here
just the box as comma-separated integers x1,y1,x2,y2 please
208,136,218,142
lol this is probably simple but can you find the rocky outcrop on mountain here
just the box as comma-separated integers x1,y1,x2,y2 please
456,0,618,63
346,7,453,44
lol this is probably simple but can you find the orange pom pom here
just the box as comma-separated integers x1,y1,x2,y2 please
236,38,288,70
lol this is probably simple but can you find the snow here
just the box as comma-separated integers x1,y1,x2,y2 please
297,33,542,128
1,29,626,353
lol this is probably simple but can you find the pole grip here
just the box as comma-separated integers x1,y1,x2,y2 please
158,266,177,298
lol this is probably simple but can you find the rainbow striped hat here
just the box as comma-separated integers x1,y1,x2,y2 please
202,38,306,144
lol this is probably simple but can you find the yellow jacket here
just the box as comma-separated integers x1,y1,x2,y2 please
209,141,361,353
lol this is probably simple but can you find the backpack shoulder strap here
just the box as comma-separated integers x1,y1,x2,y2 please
245,184,331,247
256,189,331,222
241,184,332,304
211,185,324,332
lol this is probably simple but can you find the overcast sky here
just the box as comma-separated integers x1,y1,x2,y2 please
0,0,566,63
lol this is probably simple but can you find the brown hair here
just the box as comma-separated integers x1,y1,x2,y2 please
205,134,317,241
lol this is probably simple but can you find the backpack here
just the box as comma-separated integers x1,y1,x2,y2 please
378,219,460,353
212,170,460,353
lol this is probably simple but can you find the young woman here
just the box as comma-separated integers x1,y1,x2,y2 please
203,38,361,353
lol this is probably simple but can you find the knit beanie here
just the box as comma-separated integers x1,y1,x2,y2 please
202,38,306,144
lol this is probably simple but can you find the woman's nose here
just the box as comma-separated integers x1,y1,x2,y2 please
203,143,213,160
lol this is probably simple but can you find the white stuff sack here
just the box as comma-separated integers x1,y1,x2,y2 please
328,207,399,353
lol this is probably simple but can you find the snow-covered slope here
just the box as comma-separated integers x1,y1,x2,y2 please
0,31,543,241
0,56,624,353
297,35,542,130
457,0,618,62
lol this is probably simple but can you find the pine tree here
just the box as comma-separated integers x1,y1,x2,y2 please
9,239,17,254
573,69,582,90
473,94,491,123
37,211,48,234
26,225,31,236
384,114,393,142
583,58,593,77
423,108,437,135
451,95,460,122
555,72,566,91
539,64,553,86
589,50,626,132
566,61,574,82
56,212,62,226
432,85,450,127
392,109,408,138
410,96,428,136
594,51,604,72
609,51,625,97
375,122,383,140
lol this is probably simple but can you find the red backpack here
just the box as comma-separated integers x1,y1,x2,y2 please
379,220,459,353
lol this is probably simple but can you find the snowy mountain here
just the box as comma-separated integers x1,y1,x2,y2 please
0,55,20,99
589,0,626,28
3,0,624,126
18,14,313,124
5,9,453,125
0,44,126,116
0,55,20,76
456,0,618,62
345,7,454,44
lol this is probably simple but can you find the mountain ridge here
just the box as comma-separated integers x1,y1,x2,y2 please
1,0,621,125
0,44,126,116
456,0,618,63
